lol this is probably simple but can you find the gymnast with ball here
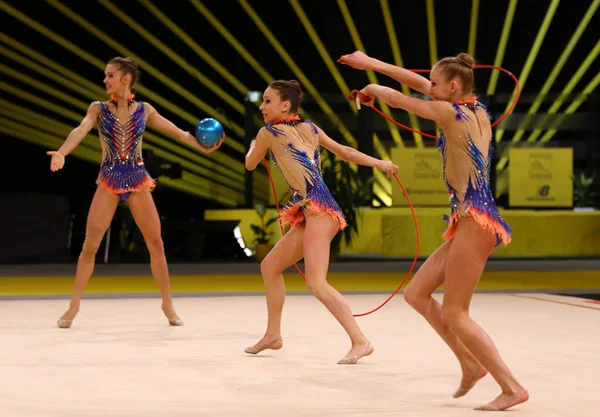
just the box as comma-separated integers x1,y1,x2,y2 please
48,56,224,329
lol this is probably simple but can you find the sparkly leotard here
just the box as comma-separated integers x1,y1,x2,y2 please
95,100,155,200
264,116,346,230
437,97,511,246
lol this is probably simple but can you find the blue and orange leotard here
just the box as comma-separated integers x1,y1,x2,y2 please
95,100,155,200
264,116,347,230
437,97,511,246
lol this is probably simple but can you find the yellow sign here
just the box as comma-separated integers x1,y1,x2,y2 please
508,148,573,207
391,148,448,206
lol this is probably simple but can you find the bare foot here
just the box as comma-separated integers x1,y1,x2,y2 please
161,302,183,326
453,364,489,398
244,335,283,355
57,306,79,329
337,341,374,365
475,388,529,411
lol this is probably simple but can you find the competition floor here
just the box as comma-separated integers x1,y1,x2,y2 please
1,259,599,417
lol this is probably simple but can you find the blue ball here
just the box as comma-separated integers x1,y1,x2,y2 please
195,118,224,147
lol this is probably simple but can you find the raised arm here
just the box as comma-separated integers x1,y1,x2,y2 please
245,128,270,171
146,103,223,153
338,51,431,96
48,102,100,172
358,84,453,124
317,129,398,178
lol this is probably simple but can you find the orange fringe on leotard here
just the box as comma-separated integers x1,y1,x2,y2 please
97,175,156,195
280,200,348,231
442,206,511,246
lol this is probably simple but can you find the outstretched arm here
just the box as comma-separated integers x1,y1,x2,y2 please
338,51,431,96
318,129,398,178
245,128,270,171
48,102,100,172
358,84,452,124
146,104,223,153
